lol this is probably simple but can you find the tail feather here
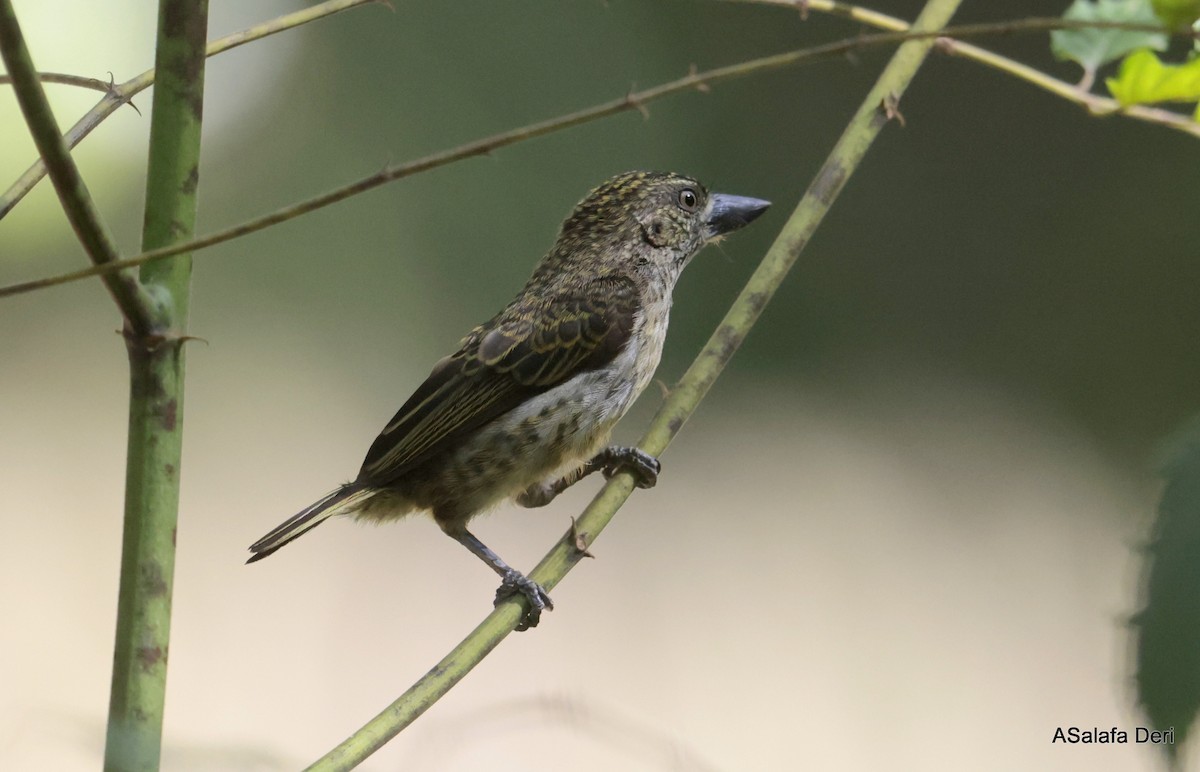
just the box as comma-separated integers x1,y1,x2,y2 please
247,485,373,563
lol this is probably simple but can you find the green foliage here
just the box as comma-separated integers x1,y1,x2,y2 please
1107,49,1200,118
1051,0,1167,74
1135,419,1200,763
1151,0,1200,30
1050,0,1200,121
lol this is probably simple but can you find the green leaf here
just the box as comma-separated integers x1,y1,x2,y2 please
1052,0,1169,73
1106,48,1200,107
1151,0,1200,30
1135,418,1200,762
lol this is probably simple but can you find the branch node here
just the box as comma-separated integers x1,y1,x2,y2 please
881,93,906,126
570,517,595,559
687,63,711,93
624,87,650,120
794,0,810,20
105,72,142,116
120,327,206,353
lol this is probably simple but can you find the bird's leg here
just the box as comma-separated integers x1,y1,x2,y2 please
442,524,553,631
517,446,662,509
516,460,601,508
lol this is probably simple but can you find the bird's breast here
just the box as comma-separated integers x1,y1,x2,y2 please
628,297,670,400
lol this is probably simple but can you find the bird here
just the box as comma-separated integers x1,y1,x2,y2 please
247,170,770,630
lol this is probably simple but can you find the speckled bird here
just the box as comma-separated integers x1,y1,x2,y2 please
248,171,770,629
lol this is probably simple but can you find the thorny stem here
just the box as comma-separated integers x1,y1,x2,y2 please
0,70,129,96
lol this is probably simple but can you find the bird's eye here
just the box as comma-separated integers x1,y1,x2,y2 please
678,188,698,212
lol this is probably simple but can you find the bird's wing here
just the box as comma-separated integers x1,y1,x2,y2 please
357,275,638,483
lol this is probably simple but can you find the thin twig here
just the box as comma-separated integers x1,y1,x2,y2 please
0,41,837,299
0,0,383,219
7,13,1196,302
730,0,1200,132
303,0,963,768
0,0,155,332
0,70,116,93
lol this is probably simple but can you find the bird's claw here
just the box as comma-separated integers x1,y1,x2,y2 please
494,569,553,631
602,447,661,489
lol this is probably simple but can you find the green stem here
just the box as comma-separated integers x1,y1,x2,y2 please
103,0,209,770
305,0,962,768
0,0,382,220
0,0,155,332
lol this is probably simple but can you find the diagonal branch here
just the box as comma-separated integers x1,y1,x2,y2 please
0,0,156,333
303,0,963,769
0,0,384,220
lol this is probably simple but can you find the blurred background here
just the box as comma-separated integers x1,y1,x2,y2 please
2,0,1197,769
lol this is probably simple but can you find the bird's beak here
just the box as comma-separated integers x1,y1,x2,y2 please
704,193,771,240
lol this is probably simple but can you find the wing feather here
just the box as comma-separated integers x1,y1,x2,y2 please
357,276,638,484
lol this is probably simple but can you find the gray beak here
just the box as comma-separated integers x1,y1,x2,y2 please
704,193,771,239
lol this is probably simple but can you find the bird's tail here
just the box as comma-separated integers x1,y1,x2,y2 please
247,485,374,563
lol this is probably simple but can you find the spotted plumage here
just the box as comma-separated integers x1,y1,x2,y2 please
248,171,770,629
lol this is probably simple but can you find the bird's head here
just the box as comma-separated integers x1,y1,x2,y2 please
546,171,771,284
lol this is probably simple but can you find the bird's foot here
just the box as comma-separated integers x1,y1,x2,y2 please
494,569,554,631
601,446,661,489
